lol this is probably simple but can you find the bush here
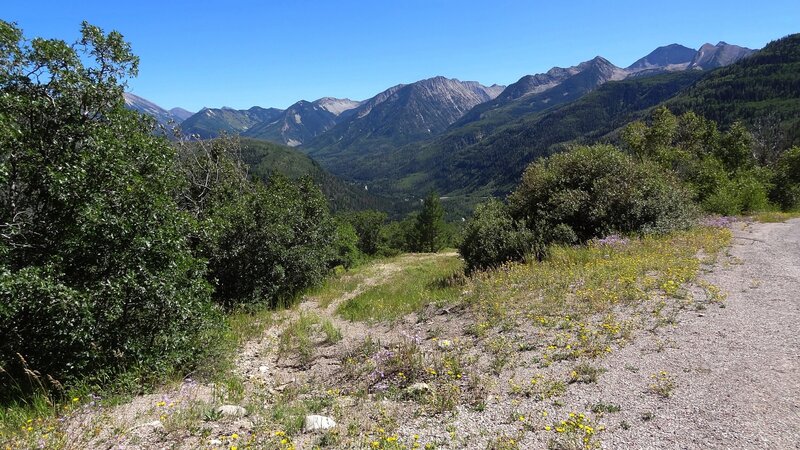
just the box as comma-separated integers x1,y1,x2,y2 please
508,145,696,244
203,175,337,308
0,21,220,386
772,146,800,210
339,210,387,255
458,200,541,273
331,220,362,270
700,169,772,214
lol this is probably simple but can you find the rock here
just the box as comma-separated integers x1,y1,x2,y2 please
143,420,164,429
259,365,269,374
208,439,222,446
405,382,433,398
216,405,248,418
303,414,336,432
437,339,453,349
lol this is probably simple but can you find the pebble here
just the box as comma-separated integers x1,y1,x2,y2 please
216,405,248,417
303,414,336,432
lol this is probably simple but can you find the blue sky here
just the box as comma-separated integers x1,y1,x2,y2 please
5,0,798,111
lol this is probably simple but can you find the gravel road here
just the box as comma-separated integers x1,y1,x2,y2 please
596,219,800,449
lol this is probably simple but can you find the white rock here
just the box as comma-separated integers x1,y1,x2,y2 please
143,420,164,429
216,405,248,417
208,439,222,446
303,414,336,432
406,382,433,397
259,365,269,373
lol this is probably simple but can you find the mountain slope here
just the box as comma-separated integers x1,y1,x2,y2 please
181,107,284,139
393,35,794,198
237,138,398,213
305,77,504,174
243,98,360,146
123,93,192,127
627,44,697,71
689,41,755,69
396,70,706,196
666,33,800,144
169,107,194,122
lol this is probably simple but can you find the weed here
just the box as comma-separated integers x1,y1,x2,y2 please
589,402,621,414
569,363,607,384
649,371,676,398
322,319,343,344
545,412,603,450
751,211,800,223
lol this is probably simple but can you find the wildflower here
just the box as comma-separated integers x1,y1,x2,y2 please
72,397,79,403
545,426,552,431
231,433,239,439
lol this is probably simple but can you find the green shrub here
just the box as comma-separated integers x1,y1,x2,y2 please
379,217,416,255
459,200,541,273
339,210,387,255
508,145,696,244
701,179,742,215
203,175,337,308
735,171,771,213
0,21,220,387
772,146,800,210
700,170,772,214
331,220,362,269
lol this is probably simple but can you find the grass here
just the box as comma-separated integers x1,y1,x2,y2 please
278,313,342,367
751,210,800,223
337,253,463,322
466,226,731,328
569,363,607,384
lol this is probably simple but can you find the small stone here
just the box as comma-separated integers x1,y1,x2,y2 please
303,414,336,432
208,439,222,446
259,365,269,373
143,420,163,429
405,382,433,398
216,405,248,417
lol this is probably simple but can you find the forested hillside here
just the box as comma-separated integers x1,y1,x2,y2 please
666,33,800,145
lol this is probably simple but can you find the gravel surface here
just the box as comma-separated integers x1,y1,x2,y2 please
594,219,800,449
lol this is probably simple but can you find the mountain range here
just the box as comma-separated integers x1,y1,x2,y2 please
123,93,194,127
122,36,800,214
129,41,752,149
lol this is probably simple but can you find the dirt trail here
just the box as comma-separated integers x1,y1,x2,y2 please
592,219,800,449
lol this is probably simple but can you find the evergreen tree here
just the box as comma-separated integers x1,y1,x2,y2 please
413,192,446,253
